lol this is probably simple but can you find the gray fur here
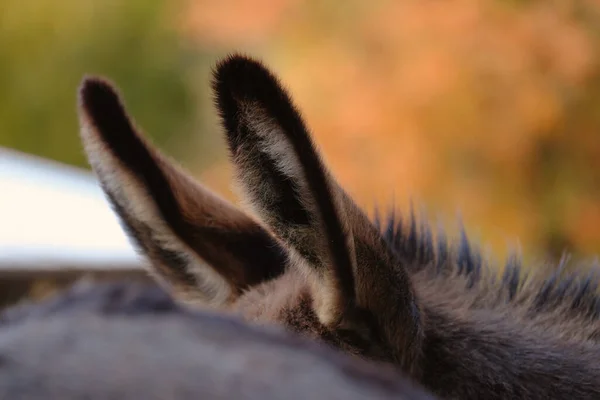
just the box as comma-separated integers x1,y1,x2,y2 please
0,282,437,399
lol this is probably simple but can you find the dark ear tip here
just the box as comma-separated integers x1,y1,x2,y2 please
78,76,126,122
79,76,118,102
213,53,268,81
211,53,283,100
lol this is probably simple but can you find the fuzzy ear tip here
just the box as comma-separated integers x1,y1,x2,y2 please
213,53,266,79
77,76,126,123
79,75,116,101
79,75,121,109
211,53,280,98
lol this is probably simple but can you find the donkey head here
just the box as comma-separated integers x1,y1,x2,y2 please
78,55,423,373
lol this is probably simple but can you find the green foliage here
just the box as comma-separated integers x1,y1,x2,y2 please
0,0,200,168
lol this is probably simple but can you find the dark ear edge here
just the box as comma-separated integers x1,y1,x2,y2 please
78,77,186,236
211,55,358,323
78,76,289,305
212,57,425,371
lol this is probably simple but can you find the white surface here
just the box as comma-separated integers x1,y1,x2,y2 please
0,147,143,271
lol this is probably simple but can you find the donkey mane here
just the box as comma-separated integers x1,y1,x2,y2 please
379,211,600,323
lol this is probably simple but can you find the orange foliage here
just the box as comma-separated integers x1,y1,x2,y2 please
182,0,600,260
182,0,300,46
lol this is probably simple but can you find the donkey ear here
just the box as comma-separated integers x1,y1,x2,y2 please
212,55,357,325
212,56,424,370
77,77,288,307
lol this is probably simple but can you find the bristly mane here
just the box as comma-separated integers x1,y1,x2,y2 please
378,210,600,322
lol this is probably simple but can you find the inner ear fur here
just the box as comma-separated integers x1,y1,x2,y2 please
212,55,424,371
77,77,289,307
213,55,357,324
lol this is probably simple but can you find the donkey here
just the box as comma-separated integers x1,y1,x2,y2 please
0,280,437,399
77,54,600,399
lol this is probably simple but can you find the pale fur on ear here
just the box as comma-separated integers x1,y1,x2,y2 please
78,76,288,307
212,56,424,372
212,55,358,326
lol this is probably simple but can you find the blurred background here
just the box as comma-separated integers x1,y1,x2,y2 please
2,0,600,305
